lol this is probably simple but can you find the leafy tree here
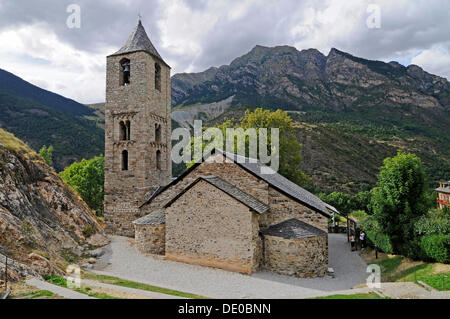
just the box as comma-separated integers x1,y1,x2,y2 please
39,145,54,167
187,108,310,186
59,155,104,216
318,190,372,215
371,151,430,255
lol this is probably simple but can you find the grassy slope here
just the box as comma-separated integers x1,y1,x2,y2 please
0,91,104,171
82,272,207,299
0,127,34,154
314,292,388,299
361,249,450,291
44,273,207,299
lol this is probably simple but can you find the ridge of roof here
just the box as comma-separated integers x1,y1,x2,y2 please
164,175,269,214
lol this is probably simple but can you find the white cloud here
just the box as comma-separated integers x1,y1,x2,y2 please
0,23,114,103
411,45,450,80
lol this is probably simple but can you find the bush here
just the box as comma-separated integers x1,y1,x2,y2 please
415,209,450,236
83,225,94,238
359,215,393,253
59,155,104,216
420,234,450,264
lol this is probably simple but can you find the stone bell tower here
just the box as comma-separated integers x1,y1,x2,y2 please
104,20,172,237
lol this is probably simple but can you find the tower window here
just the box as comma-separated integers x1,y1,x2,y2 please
119,120,131,141
119,121,127,140
155,123,161,143
156,150,161,170
120,58,130,86
155,63,161,91
121,150,128,171
126,120,131,140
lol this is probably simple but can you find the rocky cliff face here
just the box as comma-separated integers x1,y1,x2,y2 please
172,45,450,114
0,129,106,281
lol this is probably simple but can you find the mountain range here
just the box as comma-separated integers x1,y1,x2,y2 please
171,46,450,193
0,45,449,193
0,69,104,171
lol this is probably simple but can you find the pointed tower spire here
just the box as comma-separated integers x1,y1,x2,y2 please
110,19,166,65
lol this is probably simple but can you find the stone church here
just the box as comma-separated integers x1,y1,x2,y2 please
104,20,338,278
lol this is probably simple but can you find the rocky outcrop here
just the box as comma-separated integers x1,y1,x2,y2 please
0,131,107,281
171,96,234,129
171,45,450,113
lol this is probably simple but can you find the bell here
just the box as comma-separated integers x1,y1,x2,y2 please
123,64,130,72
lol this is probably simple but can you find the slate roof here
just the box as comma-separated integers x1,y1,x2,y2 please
261,218,327,239
164,175,269,214
215,150,332,217
133,209,165,225
109,20,168,66
141,149,335,218
436,187,450,194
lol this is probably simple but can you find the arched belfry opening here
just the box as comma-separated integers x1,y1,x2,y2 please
121,150,128,171
119,120,131,140
156,150,161,170
155,123,161,143
155,62,161,91
120,58,130,86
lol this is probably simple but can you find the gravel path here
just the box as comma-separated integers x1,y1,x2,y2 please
26,278,95,299
91,233,369,299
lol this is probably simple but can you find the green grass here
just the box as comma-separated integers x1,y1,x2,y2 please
44,275,119,299
373,256,450,291
83,272,207,299
314,292,389,299
10,290,55,299
376,256,404,279
0,128,34,153
29,290,54,299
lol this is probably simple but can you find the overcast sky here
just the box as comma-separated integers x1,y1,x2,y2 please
0,0,449,104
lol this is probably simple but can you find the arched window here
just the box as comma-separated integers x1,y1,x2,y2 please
120,58,130,86
156,150,161,170
155,63,161,91
121,150,128,171
155,124,161,143
126,120,131,141
119,121,127,140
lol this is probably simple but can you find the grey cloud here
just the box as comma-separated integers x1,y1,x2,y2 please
0,0,449,81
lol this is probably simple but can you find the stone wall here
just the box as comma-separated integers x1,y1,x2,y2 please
141,153,269,214
263,234,328,278
259,186,328,232
134,224,165,255
165,179,261,274
105,50,172,237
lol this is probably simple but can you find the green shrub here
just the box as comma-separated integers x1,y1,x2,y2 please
359,215,393,253
420,234,450,264
415,209,450,236
83,225,94,238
